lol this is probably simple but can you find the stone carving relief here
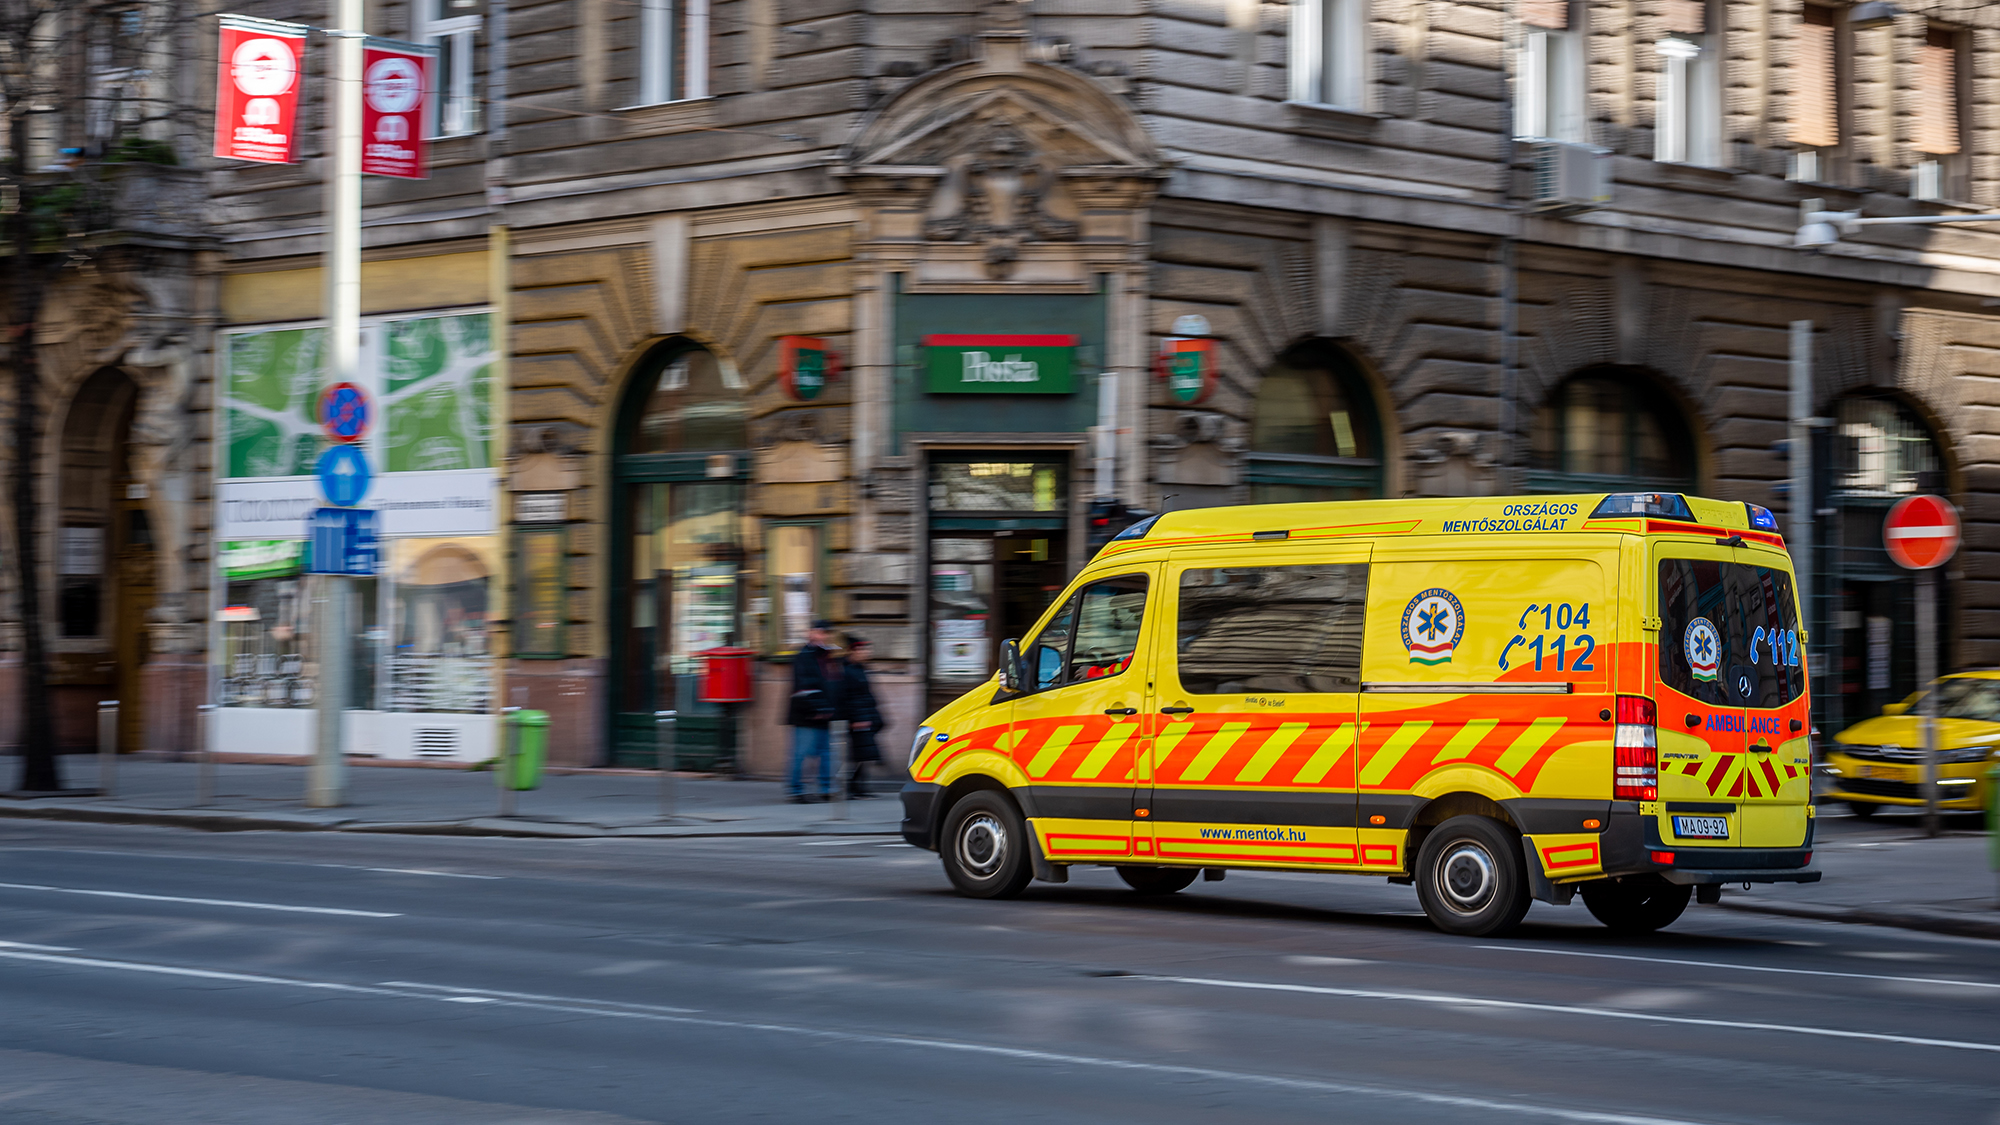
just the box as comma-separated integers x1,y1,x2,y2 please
922,116,1079,277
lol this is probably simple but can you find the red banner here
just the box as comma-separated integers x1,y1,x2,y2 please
362,39,436,180
213,16,307,164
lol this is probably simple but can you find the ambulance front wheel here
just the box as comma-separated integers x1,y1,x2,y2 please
940,790,1034,899
1413,816,1532,937
1579,876,1692,933
1116,866,1200,895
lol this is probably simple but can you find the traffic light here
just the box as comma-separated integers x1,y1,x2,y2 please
1087,497,1155,553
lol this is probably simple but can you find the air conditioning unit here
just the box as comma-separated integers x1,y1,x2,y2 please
1528,141,1612,212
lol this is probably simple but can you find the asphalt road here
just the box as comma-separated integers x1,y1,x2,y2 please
0,817,1996,1125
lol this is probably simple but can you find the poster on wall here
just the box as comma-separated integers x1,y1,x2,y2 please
214,15,307,164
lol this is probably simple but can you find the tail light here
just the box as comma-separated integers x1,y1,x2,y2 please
1614,694,1659,801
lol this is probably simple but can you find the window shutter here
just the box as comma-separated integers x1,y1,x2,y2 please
1788,7,1837,149
1914,28,1960,156
1519,0,1567,31
1662,0,1704,36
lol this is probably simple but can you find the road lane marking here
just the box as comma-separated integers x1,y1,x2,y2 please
1128,974,2000,1054
0,881,400,918
0,940,74,951
353,867,502,880
381,981,699,1014
0,948,1716,1125
1478,945,2000,991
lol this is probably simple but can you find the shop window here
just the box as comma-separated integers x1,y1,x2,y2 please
58,526,105,638
1290,0,1367,109
1528,370,1696,492
514,527,566,659
1246,342,1383,504
389,539,494,714
928,460,1065,513
767,522,824,655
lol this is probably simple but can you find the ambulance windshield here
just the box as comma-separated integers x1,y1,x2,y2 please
1658,559,1804,709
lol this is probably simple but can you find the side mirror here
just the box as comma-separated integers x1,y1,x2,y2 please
1881,702,1911,717
998,639,1022,693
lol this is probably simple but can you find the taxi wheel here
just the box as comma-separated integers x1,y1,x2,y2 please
1846,800,1879,819
1116,866,1200,895
1413,816,1532,937
940,790,1034,900
1579,876,1693,934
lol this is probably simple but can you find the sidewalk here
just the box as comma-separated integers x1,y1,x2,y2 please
0,760,903,839
1718,811,2000,941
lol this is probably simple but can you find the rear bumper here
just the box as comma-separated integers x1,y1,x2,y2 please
1661,867,1822,885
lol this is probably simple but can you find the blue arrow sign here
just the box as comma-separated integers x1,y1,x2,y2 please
316,444,372,508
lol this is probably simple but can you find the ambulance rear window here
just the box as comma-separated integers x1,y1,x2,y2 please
1658,559,1803,708
1176,564,1367,694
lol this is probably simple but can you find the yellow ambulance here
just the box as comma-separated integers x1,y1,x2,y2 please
900,492,1820,937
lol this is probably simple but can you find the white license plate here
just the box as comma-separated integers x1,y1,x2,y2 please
1672,815,1730,839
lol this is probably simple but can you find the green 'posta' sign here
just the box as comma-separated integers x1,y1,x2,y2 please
924,335,1077,394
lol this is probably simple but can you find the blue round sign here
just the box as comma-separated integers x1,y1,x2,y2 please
316,444,372,508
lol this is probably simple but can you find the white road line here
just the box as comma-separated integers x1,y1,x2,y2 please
1478,945,2000,991
0,940,74,952
0,948,1715,1125
353,867,503,880
1129,974,2000,1055
0,881,400,918
380,981,700,1014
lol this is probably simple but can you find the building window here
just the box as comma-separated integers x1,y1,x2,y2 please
418,0,482,136
1528,370,1697,492
1654,0,1720,166
1515,1,1585,142
1788,4,1837,180
1289,0,1366,109
86,5,149,147
1911,25,1966,201
640,0,709,104
1246,341,1383,504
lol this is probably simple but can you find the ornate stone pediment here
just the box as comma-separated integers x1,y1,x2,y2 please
838,31,1165,284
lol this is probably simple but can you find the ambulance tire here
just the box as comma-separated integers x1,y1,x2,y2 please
1116,866,1201,895
1579,876,1694,934
1413,816,1533,937
940,790,1035,900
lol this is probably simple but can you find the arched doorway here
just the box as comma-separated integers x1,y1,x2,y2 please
609,341,750,767
1528,368,1698,493
1821,392,1949,732
54,367,153,754
1245,341,1385,503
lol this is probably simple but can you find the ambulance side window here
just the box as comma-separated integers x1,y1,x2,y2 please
1025,574,1149,692
1176,564,1368,694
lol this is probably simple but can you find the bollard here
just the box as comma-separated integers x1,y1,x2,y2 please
655,710,678,820
498,706,521,817
830,719,849,821
1988,764,1999,906
97,700,118,798
197,704,217,806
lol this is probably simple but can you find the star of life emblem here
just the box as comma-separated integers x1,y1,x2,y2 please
1401,588,1466,666
1685,617,1721,683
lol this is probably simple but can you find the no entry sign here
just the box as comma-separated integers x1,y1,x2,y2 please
1884,493,1960,570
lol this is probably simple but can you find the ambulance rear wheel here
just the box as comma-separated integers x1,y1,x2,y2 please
1580,876,1692,933
1116,866,1200,895
940,790,1034,900
1413,816,1532,937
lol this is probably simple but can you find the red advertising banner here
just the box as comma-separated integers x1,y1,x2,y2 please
213,15,307,164
362,39,437,180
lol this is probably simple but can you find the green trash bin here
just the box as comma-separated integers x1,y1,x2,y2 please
502,710,550,792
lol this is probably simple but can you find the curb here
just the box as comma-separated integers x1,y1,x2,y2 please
1720,898,2000,942
0,801,902,840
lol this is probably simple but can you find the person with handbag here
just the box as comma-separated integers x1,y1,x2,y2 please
786,620,844,803
841,636,886,798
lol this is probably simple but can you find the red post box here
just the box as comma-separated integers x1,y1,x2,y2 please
698,647,756,703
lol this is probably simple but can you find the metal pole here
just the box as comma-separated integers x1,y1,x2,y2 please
1919,566,1939,837
309,0,364,809
196,704,216,806
308,575,349,808
499,706,520,817
97,700,117,797
656,709,677,820
831,718,848,820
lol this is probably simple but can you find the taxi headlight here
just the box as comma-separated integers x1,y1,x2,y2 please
1942,746,1997,764
909,725,935,771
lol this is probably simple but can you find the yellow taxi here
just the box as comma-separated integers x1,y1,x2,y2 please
1824,671,2000,816
900,491,1820,937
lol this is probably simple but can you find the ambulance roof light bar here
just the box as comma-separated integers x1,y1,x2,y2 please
1589,492,1695,521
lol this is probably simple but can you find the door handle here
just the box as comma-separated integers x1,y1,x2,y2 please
1103,707,1138,716
1161,706,1195,715
1685,713,1701,727
1750,742,1773,753
1790,719,1804,733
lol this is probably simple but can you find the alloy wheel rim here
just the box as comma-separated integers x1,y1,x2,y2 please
957,812,1007,878
1436,840,1497,914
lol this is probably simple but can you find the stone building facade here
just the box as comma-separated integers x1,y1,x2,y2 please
159,0,2000,771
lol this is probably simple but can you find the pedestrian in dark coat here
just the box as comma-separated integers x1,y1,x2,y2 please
786,620,843,802
841,636,885,798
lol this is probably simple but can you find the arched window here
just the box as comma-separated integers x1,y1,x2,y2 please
1833,394,1940,497
1528,369,1697,492
623,346,747,454
1246,341,1383,503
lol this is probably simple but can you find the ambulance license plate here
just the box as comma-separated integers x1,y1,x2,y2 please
1672,816,1729,839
